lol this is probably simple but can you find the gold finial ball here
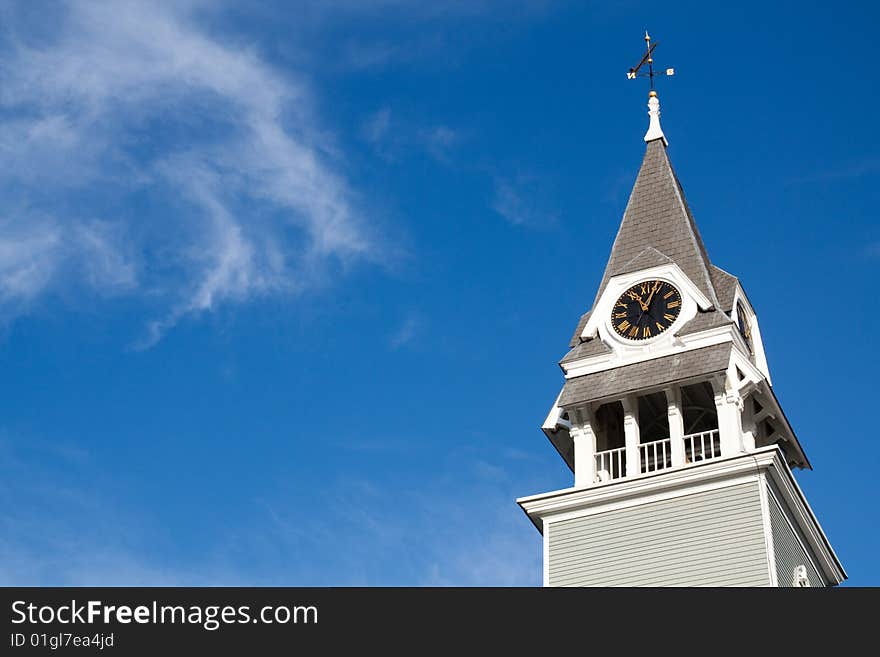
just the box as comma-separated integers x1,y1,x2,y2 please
648,90,658,97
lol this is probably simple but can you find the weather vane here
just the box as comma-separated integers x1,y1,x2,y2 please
627,31,674,92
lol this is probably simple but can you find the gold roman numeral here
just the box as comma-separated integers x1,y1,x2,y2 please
628,326,639,338
664,313,675,322
643,326,651,338
613,312,627,319
618,320,631,331
616,301,627,309
667,300,681,308
663,290,674,299
656,322,664,332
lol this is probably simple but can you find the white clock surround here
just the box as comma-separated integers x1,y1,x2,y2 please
591,263,708,351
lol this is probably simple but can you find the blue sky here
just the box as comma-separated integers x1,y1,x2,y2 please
0,0,876,585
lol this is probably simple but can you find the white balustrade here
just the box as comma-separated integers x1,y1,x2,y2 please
683,429,721,463
639,438,672,474
594,446,626,483
590,429,721,486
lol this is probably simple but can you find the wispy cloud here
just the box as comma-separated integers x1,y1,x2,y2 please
362,107,393,146
420,125,459,163
788,157,880,185
361,106,459,164
863,242,880,259
293,0,556,71
0,430,544,586
389,313,421,349
0,214,136,314
0,1,377,344
491,175,558,228
255,454,543,586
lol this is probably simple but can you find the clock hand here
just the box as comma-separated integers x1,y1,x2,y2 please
644,281,660,310
637,293,656,324
626,289,649,311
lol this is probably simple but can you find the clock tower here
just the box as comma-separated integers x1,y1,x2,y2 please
516,88,846,587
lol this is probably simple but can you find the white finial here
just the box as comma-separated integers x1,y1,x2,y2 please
644,91,668,145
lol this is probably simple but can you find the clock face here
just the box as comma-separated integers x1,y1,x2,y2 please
736,301,752,342
610,280,682,340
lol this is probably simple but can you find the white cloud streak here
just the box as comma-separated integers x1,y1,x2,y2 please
389,313,420,349
360,105,459,164
0,0,376,343
491,175,557,228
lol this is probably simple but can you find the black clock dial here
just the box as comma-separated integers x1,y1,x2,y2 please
736,300,752,345
610,280,682,340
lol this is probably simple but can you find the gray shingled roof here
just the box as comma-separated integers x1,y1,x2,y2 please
591,140,719,309
561,310,731,365
710,265,738,313
676,308,734,336
569,311,591,347
620,246,673,272
557,344,732,408
565,140,724,349
559,337,613,364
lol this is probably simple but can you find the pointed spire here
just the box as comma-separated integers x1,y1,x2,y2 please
644,91,667,145
585,140,720,320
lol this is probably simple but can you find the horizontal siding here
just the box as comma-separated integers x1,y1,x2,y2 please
548,481,770,587
768,482,825,587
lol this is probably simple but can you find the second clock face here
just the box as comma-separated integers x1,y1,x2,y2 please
610,280,682,340
736,301,752,341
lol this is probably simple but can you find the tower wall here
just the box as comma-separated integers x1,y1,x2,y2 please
547,479,771,586
767,480,827,587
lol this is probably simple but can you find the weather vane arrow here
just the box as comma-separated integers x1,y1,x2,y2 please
627,31,675,91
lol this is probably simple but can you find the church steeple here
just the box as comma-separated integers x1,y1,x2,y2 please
517,39,845,587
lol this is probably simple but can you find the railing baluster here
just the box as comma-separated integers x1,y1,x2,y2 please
682,429,720,465
636,438,674,474
594,446,630,482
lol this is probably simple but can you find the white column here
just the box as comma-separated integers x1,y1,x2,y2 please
570,408,596,487
665,386,686,467
622,396,641,478
740,393,757,452
572,407,597,487
712,377,744,457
